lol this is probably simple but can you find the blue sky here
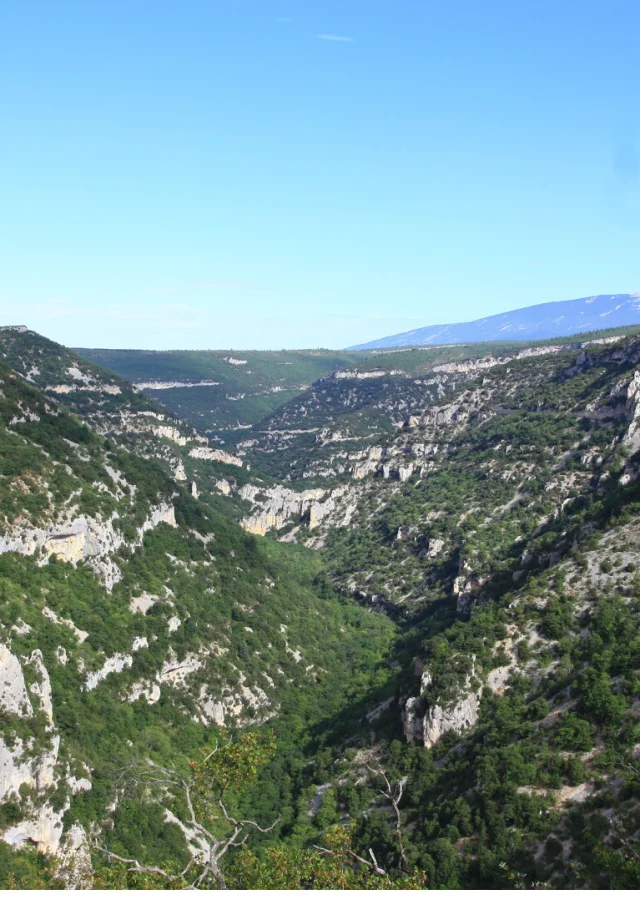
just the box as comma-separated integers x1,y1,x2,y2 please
1,0,639,349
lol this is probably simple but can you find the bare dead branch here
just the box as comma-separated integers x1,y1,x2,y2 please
96,745,278,890
203,736,233,762
366,761,410,871
312,844,387,876
217,798,280,834
93,846,176,881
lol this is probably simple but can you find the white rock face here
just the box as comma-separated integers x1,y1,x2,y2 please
352,454,382,480
128,681,161,704
67,775,92,793
65,365,89,383
124,642,234,713
403,666,482,748
42,607,89,643
3,804,67,854
140,501,177,533
198,691,226,726
163,808,211,859
134,379,221,390
0,644,33,717
453,564,486,614
239,483,341,536
11,618,31,636
198,681,275,729
85,653,133,691
189,446,243,467
54,824,93,889
129,592,160,615
0,501,177,592
0,513,121,563
0,645,70,854
421,690,482,748
47,376,121,395
159,650,205,686
403,697,422,744
432,345,562,376
621,370,640,455
486,665,512,694
150,425,188,445
26,649,53,720
331,369,404,380
0,737,35,802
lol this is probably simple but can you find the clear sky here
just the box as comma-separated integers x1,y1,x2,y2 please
1,0,639,350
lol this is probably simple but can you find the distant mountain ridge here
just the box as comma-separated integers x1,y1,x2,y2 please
348,292,640,349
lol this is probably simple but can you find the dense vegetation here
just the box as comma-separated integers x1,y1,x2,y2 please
75,348,372,436
1,325,640,889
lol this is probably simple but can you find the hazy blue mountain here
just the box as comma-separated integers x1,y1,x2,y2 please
348,292,640,349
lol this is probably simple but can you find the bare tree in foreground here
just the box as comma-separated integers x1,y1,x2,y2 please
93,740,429,890
366,759,410,871
309,756,410,877
94,732,278,890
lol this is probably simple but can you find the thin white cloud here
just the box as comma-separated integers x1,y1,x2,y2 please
316,34,353,43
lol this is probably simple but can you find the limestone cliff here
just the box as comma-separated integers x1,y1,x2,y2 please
239,484,326,535
0,501,177,592
189,446,243,467
0,643,90,854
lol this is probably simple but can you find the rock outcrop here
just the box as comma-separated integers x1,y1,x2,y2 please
329,369,405,380
352,447,384,479
240,484,326,535
85,653,134,691
239,482,351,536
150,425,188,445
0,644,33,718
403,660,482,749
189,446,243,467
134,379,220,390
0,502,177,592
0,644,83,854
620,370,640,455
404,687,482,748
54,824,93,889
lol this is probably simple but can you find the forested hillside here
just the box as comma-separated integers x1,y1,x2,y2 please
75,348,371,438
0,328,396,888
1,326,639,890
